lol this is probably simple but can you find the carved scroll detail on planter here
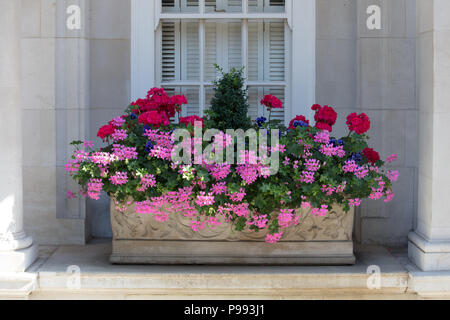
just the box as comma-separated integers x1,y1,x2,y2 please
110,200,354,242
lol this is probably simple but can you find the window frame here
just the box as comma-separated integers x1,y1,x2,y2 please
131,0,316,124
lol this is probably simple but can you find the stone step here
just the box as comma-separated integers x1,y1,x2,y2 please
24,239,420,299
0,273,37,300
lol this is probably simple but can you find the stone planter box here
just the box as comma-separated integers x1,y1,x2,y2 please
110,200,355,265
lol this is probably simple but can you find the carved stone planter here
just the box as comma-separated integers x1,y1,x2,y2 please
110,200,355,265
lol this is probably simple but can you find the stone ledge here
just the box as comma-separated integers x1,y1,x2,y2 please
407,263,450,297
5,239,450,299
0,273,37,300
28,240,413,299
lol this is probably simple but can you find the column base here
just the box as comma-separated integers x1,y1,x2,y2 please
409,231,450,271
0,243,38,273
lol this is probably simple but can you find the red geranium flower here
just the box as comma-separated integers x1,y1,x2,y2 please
180,115,204,127
363,148,380,164
289,115,310,130
312,104,337,132
147,87,168,99
171,95,188,113
346,113,371,135
315,122,333,132
261,94,283,110
160,112,171,127
138,111,163,128
97,124,116,140
131,88,179,119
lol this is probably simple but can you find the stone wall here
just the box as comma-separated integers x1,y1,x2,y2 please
21,0,87,244
21,0,418,246
316,0,418,246
86,0,130,238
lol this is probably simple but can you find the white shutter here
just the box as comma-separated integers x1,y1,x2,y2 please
268,0,285,10
182,0,200,12
248,0,285,12
161,22,179,81
162,0,199,12
162,21,200,81
248,87,260,120
162,0,177,12
161,21,200,117
205,0,243,12
227,22,242,71
266,21,285,82
227,0,243,12
184,87,200,116
247,21,285,120
248,0,263,13
204,22,243,78
182,21,200,80
247,21,263,119
266,21,285,121
205,22,218,81
248,21,263,81
205,0,216,12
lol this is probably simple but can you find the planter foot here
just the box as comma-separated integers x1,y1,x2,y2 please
110,240,355,266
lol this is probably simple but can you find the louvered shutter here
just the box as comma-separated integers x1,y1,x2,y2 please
162,22,201,82
227,0,243,12
182,0,199,12
269,0,285,9
266,22,285,82
266,21,285,121
162,0,176,10
205,22,218,81
161,21,200,116
248,0,285,13
182,21,200,115
248,0,262,12
227,22,242,71
205,0,243,13
161,22,179,81
205,0,216,12
182,21,200,81
184,87,200,116
204,22,242,78
247,21,263,119
246,21,285,120
162,0,200,12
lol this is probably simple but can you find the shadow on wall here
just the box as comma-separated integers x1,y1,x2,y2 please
87,193,113,238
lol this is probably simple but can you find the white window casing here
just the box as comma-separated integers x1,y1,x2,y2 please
131,0,316,123
131,0,156,100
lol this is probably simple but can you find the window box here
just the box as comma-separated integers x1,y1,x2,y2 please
110,200,356,265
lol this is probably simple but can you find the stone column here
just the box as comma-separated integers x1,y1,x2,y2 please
0,0,38,272
408,0,450,271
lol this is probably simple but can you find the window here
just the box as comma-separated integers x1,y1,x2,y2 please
131,0,315,125
155,0,289,121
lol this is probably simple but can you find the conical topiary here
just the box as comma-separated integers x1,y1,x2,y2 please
205,65,252,131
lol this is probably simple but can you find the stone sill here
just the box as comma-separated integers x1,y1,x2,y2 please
1,239,450,299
